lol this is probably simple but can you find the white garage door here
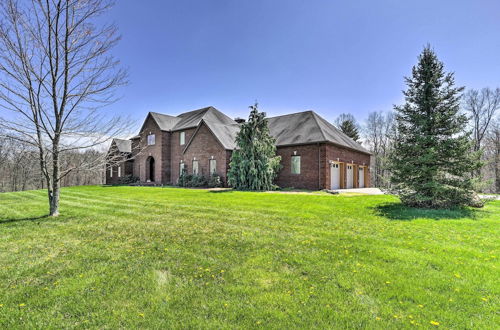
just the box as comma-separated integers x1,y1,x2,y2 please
330,163,340,189
359,167,364,188
346,165,353,188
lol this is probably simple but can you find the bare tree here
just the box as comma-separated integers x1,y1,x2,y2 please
463,88,500,152
484,119,500,193
0,0,128,216
0,134,108,192
364,111,394,188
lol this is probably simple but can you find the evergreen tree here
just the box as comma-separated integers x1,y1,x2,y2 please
335,113,360,142
339,119,360,142
389,46,482,208
228,103,281,190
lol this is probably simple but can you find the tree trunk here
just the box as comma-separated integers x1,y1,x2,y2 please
495,148,500,194
48,182,60,216
49,142,60,217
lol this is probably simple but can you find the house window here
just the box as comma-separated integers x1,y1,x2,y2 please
118,166,121,177
291,155,301,174
192,160,199,175
109,166,113,177
209,159,217,175
180,162,186,175
147,134,155,145
180,131,185,145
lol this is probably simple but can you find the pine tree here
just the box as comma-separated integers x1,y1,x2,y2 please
227,103,281,190
389,46,482,208
339,119,360,142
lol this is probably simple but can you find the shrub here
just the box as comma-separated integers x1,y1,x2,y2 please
208,173,222,188
117,175,139,185
178,172,210,188
177,172,192,187
189,175,208,187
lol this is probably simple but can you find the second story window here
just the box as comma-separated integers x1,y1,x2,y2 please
291,155,301,174
147,134,155,145
180,131,185,145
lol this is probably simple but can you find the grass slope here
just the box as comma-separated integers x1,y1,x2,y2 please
0,186,498,329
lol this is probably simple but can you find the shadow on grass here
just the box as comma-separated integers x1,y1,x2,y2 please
373,202,479,221
0,215,50,225
208,189,235,193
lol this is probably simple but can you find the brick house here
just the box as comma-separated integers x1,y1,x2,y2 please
106,106,371,190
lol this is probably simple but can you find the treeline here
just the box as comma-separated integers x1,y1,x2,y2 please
0,137,105,193
336,87,500,193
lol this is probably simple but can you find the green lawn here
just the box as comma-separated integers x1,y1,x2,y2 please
0,186,498,329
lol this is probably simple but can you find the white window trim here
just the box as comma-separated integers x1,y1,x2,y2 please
209,159,217,174
147,134,155,145
291,155,301,174
192,160,199,175
118,166,121,177
180,131,185,145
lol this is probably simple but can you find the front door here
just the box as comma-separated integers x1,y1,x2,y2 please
148,157,155,182
330,163,340,189
346,165,353,188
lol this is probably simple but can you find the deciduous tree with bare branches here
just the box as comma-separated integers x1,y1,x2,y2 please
0,0,128,216
364,111,394,188
463,88,500,152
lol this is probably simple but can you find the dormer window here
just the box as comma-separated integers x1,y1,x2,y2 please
180,131,185,145
147,134,155,145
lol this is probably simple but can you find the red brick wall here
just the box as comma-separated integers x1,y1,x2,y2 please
170,127,197,184
274,143,371,190
131,115,164,183
105,157,133,184
323,143,371,189
275,144,322,190
180,123,229,184
161,131,172,183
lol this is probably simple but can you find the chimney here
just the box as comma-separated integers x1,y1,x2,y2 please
234,117,246,124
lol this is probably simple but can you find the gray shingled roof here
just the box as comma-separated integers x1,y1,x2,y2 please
172,106,236,131
113,138,132,153
202,120,240,150
149,112,180,131
136,107,369,154
267,111,370,154
147,106,237,132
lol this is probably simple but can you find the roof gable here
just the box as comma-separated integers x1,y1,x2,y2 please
182,119,240,153
150,112,180,131
172,106,237,131
112,138,131,153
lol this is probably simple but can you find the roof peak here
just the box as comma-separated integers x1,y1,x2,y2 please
176,106,216,117
267,110,316,120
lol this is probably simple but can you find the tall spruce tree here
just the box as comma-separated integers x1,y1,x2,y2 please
339,119,360,142
389,46,482,208
227,103,281,190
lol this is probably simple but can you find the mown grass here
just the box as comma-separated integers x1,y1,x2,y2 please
0,186,498,329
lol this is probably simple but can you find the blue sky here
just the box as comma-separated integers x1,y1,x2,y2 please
106,0,500,130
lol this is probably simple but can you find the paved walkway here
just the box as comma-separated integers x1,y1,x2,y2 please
479,194,500,200
334,188,385,195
